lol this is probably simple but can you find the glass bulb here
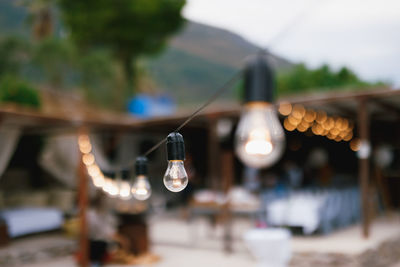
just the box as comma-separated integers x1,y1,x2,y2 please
118,180,132,200
131,175,151,200
92,174,105,188
163,160,188,192
235,102,285,168
103,178,119,197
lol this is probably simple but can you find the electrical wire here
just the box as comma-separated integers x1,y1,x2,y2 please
105,0,327,170
266,0,327,48
141,69,243,158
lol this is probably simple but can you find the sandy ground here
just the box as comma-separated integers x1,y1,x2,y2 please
4,214,400,267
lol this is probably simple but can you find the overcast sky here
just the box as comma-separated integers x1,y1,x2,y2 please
184,0,400,86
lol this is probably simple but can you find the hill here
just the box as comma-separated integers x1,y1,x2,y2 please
0,1,291,104
147,21,291,104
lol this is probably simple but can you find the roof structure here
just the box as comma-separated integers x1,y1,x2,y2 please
0,87,398,133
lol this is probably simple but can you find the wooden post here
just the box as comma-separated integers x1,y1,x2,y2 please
358,99,371,238
207,118,220,190
221,151,234,253
78,133,89,267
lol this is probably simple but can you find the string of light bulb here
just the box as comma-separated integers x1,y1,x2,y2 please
77,70,243,200
75,4,328,201
77,52,288,201
279,102,355,143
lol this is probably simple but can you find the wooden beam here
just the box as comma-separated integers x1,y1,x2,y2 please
372,98,400,116
358,99,371,238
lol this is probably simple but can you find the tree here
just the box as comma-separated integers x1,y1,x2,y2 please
58,0,186,97
276,63,378,96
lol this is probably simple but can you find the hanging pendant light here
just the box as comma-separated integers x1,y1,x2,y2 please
235,52,285,168
163,132,188,192
116,171,132,200
131,156,152,200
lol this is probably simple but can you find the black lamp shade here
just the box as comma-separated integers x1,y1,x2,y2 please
244,52,275,103
135,156,148,175
166,132,185,161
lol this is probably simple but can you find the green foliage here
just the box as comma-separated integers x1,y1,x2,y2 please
58,0,186,94
276,63,375,95
0,36,31,77
0,75,41,108
77,49,121,108
32,38,76,88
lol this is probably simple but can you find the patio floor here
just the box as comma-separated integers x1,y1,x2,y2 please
2,213,400,267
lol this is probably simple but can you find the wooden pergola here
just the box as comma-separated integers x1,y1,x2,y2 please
0,87,399,265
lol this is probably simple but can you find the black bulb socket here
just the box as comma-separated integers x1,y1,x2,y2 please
135,156,148,175
243,52,275,103
166,132,185,161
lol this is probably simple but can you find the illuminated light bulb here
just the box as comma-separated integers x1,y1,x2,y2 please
235,53,285,169
131,157,152,200
114,172,132,200
340,119,349,131
278,102,292,116
339,131,347,138
300,120,311,128
327,133,336,140
283,117,296,131
82,153,95,166
344,132,353,142
244,129,273,155
163,133,188,192
93,174,105,188
335,117,343,129
132,175,151,200
316,110,327,124
79,142,92,154
103,177,119,197
118,180,132,200
296,123,307,132
334,136,343,142
330,128,340,136
304,109,316,123
292,104,306,119
288,115,301,126
312,124,323,135
164,160,188,192
88,164,101,177
235,103,285,168
350,138,361,151
323,117,335,130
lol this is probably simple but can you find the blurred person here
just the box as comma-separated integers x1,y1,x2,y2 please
283,161,303,189
88,191,130,266
243,167,261,193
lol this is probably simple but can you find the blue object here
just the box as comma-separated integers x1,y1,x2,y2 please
127,94,176,118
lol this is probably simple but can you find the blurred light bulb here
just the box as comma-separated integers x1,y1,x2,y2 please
118,180,132,200
92,174,105,188
82,153,95,166
103,177,118,197
235,103,285,168
132,175,151,200
163,160,188,192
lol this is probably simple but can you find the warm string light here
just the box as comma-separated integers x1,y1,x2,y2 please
78,134,134,200
279,102,355,144
75,54,287,199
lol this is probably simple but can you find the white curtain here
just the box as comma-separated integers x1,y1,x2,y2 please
39,133,80,188
38,133,137,188
0,127,21,179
